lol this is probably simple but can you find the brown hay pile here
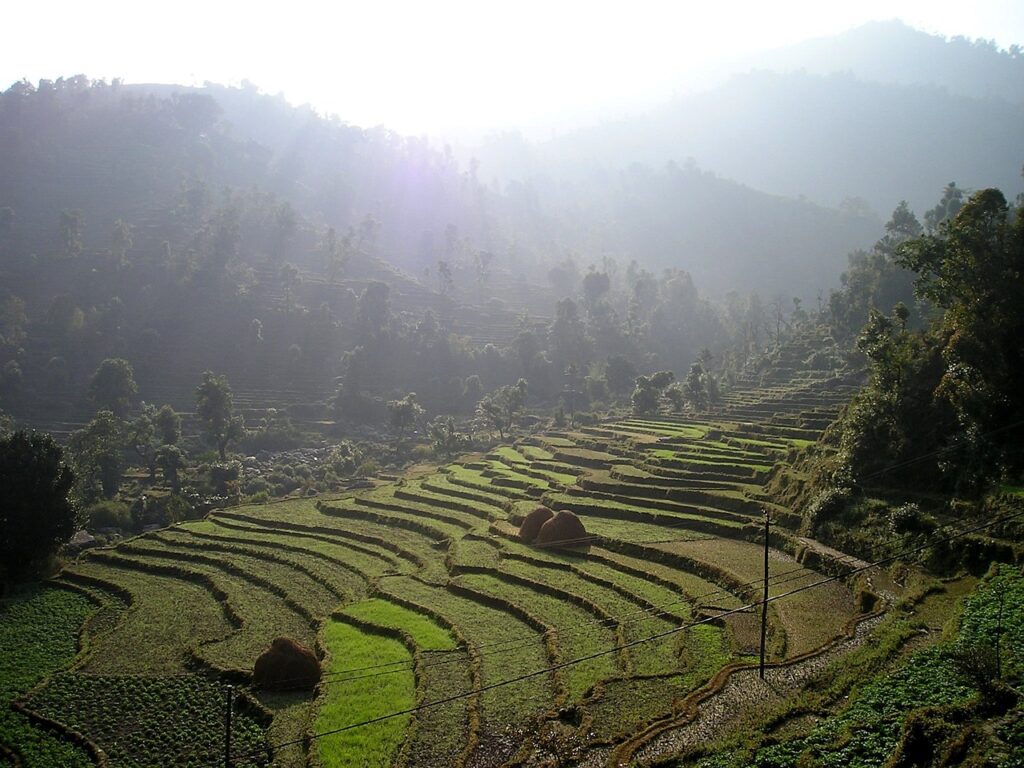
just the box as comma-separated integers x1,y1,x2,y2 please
253,636,321,691
518,506,554,543
535,510,589,549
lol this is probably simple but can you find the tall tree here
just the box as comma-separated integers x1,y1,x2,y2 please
88,358,137,416
388,392,424,442
68,411,125,502
195,371,244,460
0,431,78,582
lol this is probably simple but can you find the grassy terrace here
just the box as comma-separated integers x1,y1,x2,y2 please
28,371,866,765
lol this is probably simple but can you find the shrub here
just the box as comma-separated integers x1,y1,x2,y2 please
86,500,132,530
356,459,380,477
803,486,852,534
889,502,935,535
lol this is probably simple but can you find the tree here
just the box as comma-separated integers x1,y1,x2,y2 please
68,411,125,502
110,219,133,267
683,362,709,412
154,404,181,445
582,269,611,310
476,379,527,439
437,260,454,296
321,226,351,282
388,393,424,442
605,355,637,398
88,358,138,416
429,415,468,457
59,209,83,258
130,404,178,482
0,431,78,582
280,262,301,312
156,445,186,493
195,371,245,459
357,282,391,340
631,371,674,415
129,405,159,482
631,376,659,415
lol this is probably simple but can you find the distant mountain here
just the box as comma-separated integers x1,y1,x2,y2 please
474,22,1024,217
0,78,877,301
535,69,1024,216
748,20,1024,104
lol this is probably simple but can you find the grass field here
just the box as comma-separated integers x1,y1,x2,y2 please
8,370,878,766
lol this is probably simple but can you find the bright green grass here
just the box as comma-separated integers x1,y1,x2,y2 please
498,540,692,621
456,572,620,702
197,516,412,576
336,600,469,764
0,585,96,768
379,577,554,732
233,498,451,560
492,446,529,464
572,515,715,544
339,599,457,651
329,496,468,539
120,537,343,619
449,537,502,570
156,529,363,602
520,445,556,460
94,550,313,672
173,521,384,586
317,622,415,768
444,465,533,500
483,461,555,490
421,474,511,510
542,492,744,531
592,548,746,610
499,559,680,677
66,559,234,674
614,421,708,439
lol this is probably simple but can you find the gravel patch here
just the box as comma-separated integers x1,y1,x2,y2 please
628,612,885,766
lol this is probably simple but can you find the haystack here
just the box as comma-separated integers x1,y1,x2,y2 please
535,510,589,549
253,636,321,691
519,506,554,543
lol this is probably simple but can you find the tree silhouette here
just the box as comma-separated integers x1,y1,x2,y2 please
0,431,78,583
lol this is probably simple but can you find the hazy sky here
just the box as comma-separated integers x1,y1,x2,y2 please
5,0,1024,135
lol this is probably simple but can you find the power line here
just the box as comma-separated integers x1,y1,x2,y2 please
231,506,1024,764
253,477,1017,689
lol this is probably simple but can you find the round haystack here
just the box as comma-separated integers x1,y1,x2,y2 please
253,637,321,691
519,506,555,543
535,510,589,549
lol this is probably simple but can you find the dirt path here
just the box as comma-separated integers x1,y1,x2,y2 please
563,609,885,768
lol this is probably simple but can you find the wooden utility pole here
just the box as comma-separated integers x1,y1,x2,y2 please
759,510,770,680
224,684,234,768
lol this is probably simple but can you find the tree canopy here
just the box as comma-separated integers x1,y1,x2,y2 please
195,371,244,460
0,430,78,582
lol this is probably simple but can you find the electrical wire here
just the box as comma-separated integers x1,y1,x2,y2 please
229,506,1024,763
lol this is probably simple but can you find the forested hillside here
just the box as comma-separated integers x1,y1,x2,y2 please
2,17,1024,768
480,23,1024,216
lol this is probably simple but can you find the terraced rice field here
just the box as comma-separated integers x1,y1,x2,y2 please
2,368,873,767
